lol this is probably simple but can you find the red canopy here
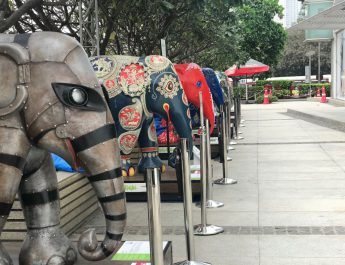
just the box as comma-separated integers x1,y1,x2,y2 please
225,59,270,77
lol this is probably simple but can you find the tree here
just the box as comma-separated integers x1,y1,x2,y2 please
272,30,331,77
235,0,287,69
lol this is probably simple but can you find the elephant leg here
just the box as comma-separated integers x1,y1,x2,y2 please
0,128,30,265
19,148,77,265
137,117,164,173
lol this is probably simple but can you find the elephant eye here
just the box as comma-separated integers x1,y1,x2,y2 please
196,81,202,88
70,88,88,105
52,82,106,112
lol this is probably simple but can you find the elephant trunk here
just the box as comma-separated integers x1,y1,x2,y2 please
169,103,194,156
71,124,126,261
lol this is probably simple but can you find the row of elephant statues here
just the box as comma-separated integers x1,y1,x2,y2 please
0,31,233,265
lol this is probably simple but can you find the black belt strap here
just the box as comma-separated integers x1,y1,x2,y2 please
99,192,125,203
21,189,59,206
0,202,13,216
88,168,122,182
106,232,123,241
0,153,26,171
105,213,127,221
71,124,116,153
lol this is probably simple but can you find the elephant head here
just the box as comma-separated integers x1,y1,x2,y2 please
0,32,125,263
202,68,225,110
89,55,193,175
174,63,215,133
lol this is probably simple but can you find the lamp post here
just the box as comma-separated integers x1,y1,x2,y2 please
306,50,315,96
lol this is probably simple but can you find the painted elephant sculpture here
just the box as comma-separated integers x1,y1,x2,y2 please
202,68,226,111
174,63,215,133
0,32,126,265
89,55,193,176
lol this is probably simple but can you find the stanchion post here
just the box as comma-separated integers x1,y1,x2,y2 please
194,92,224,236
145,168,164,265
214,106,238,185
233,97,244,140
174,139,211,265
196,119,224,208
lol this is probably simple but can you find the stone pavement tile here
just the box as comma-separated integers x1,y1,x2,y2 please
260,179,345,190
259,197,345,212
260,188,345,199
258,172,345,181
259,235,345,258
258,160,341,174
260,257,345,265
259,212,345,226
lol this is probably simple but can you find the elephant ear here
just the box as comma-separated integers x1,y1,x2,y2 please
0,43,29,116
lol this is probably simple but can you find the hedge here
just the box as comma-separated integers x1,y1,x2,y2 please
256,95,278,104
256,80,293,89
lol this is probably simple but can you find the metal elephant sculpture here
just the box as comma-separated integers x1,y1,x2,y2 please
0,32,126,265
89,55,193,177
174,63,215,133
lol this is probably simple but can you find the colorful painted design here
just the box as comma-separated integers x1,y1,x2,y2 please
119,106,142,130
118,63,149,97
186,63,201,71
145,55,170,72
157,74,179,99
118,129,140,154
148,122,157,142
186,108,191,119
182,91,188,106
90,57,115,79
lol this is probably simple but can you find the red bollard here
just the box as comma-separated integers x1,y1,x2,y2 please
320,86,327,103
263,87,269,104
316,88,321,97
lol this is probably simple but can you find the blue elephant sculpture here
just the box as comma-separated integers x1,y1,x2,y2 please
90,55,193,176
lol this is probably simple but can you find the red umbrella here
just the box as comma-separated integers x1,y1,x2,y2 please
225,59,270,103
225,59,270,77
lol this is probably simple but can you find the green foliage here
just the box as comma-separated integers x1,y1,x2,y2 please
256,80,293,89
234,0,287,69
297,83,331,96
256,95,278,104
272,30,331,76
272,89,290,98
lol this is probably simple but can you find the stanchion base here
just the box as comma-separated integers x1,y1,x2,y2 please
174,260,211,265
240,124,245,127
195,200,224,208
229,141,237,145
194,224,224,236
241,119,245,123
227,145,235,150
238,131,243,134
214,178,237,185
227,156,232,161
234,136,244,140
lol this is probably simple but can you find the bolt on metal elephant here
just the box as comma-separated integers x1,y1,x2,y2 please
90,55,193,177
0,32,126,265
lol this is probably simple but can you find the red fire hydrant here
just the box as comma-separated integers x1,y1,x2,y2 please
320,86,327,103
263,86,270,104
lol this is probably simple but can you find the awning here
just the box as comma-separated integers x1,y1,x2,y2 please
289,1,345,30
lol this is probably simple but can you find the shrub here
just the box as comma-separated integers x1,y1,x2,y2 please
256,95,278,104
256,80,293,89
272,89,290,98
297,83,331,96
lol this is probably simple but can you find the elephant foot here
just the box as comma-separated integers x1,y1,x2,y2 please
0,242,13,265
161,164,166,173
138,155,163,173
19,226,77,265
122,166,135,177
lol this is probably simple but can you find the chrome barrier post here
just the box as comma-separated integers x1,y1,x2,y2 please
214,107,238,185
233,97,244,140
174,139,211,265
145,168,164,265
194,92,224,236
196,119,224,208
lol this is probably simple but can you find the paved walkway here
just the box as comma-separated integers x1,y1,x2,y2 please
6,100,345,264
